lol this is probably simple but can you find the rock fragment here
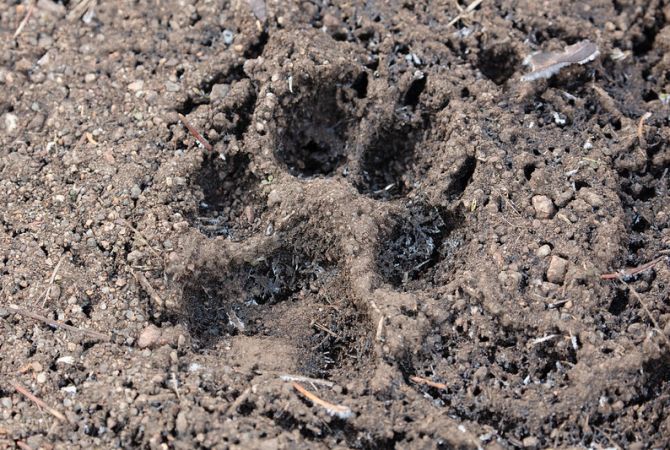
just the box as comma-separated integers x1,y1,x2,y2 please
138,325,162,349
547,256,569,284
532,195,556,219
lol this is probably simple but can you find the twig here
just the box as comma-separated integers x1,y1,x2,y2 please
225,387,251,415
118,218,162,260
637,112,652,149
171,372,180,400
40,254,67,308
132,271,164,309
10,381,67,422
409,375,447,390
375,315,385,342
447,0,484,28
7,305,111,342
620,280,670,348
178,113,213,152
280,374,334,388
312,321,339,340
16,441,32,450
66,0,94,22
292,382,352,419
600,255,667,280
13,2,36,39
592,425,622,450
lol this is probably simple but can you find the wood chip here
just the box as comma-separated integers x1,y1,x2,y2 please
522,40,599,82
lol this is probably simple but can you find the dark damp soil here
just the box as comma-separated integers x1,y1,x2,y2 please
1,1,670,449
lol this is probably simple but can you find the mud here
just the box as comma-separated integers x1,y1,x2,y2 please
1,0,669,448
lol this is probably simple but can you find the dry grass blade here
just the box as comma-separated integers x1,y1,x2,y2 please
600,255,667,280
40,254,66,307
280,374,334,388
10,381,67,422
410,375,447,390
7,305,111,341
292,382,352,419
178,113,213,152
620,281,670,349
13,2,36,39
447,0,484,28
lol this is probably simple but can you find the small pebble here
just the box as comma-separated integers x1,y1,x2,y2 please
210,84,230,100
165,81,181,92
176,411,188,434
36,372,47,384
127,80,144,91
85,73,97,83
130,185,142,199
532,195,556,219
536,244,552,258
522,436,539,448
222,29,234,45
138,325,162,349
547,255,569,284
579,188,604,208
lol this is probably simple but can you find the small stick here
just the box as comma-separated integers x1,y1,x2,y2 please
10,381,67,422
118,218,162,260
637,112,652,148
40,254,67,308
600,255,667,280
13,2,36,39
292,382,352,419
409,375,447,390
312,321,339,340
132,271,164,309
621,280,670,348
447,0,484,27
7,305,111,342
375,315,385,342
280,374,334,388
178,113,213,152
16,442,32,450
226,387,251,415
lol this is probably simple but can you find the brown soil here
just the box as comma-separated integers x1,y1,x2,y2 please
1,0,669,448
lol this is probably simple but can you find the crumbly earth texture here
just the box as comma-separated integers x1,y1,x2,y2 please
1,0,670,448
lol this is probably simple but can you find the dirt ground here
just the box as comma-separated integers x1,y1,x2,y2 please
1,0,669,448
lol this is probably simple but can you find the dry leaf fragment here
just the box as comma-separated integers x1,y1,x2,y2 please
521,40,599,82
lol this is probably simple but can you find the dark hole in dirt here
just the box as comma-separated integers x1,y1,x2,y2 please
608,289,629,315
631,211,650,232
377,203,455,287
275,85,351,178
351,71,368,99
356,125,420,200
403,75,427,107
180,248,329,348
642,90,658,102
574,180,590,190
523,164,536,181
478,45,519,85
244,30,269,59
445,155,477,201
641,353,670,401
189,152,263,240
